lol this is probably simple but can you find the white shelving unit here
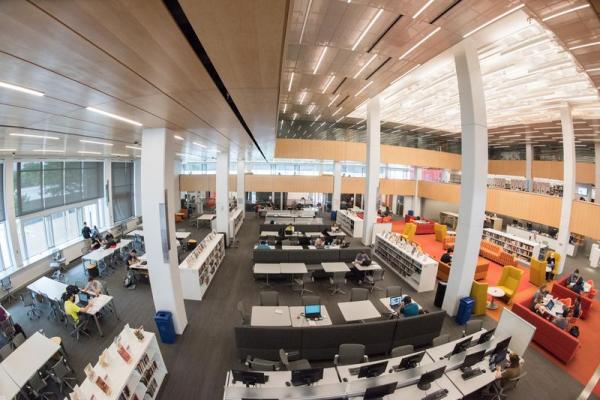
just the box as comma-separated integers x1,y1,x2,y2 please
373,232,438,292
482,228,541,264
73,326,166,400
179,232,225,300
506,225,574,256
337,209,363,238
229,207,244,237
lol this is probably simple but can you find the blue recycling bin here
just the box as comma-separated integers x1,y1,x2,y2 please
331,211,337,221
407,210,414,216
154,311,176,344
455,297,474,325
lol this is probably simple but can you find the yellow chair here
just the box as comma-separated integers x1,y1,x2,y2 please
470,280,488,316
434,223,447,242
401,223,417,242
529,257,547,286
496,266,524,304
546,251,561,278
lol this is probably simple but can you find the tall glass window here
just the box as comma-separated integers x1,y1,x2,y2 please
112,162,135,223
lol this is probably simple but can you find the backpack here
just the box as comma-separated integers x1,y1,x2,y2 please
123,271,136,290
361,255,372,266
569,326,580,338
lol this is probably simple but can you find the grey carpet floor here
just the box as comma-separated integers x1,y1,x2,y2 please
3,213,597,399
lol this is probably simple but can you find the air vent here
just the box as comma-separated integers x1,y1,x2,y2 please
367,15,403,53
366,57,391,80
430,0,462,24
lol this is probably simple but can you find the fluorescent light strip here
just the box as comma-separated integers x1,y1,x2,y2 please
352,8,384,51
10,133,59,140
543,4,590,21
86,107,142,126
353,54,377,79
299,91,307,104
78,151,102,155
313,47,328,74
399,27,441,60
322,75,336,93
328,94,340,107
33,149,65,153
413,0,435,19
193,142,206,148
283,103,287,113
125,145,142,150
331,107,343,116
174,135,184,141
293,112,298,121
0,148,16,152
111,153,129,157
390,64,421,86
80,139,113,146
299,0,313,44
288,72,295,92
0,81,44,97
335,116,345,123
307,104,316,114
569,41,600,50
354,81,373,97
586,67,600,72
463,4,525,38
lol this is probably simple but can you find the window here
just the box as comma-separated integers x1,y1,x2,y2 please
15,162,43,215
112,162,135,223
0,222,12,271
50,211,68,247
0,163,4,222
19,217,49,260
43,162,64,209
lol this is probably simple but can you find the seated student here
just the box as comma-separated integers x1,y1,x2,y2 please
533,298,547,316
348,252,370,283
531,284,549,309
495,353,523,385
330,223,340,233
440,248,453,264
571,296,582,319
91,225,100,240
571,277,586,294
314,237,325,249
84,276,104,296
552,308,570,330
545,256,556,281
64,292,92,325
126,249,139,266
102,232,116,248
400,296,419,317
566,269,580,288
284,223,295,235
256,240,271,249
90,236,102,250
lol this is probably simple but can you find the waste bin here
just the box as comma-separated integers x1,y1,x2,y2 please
455,296,474,325
407,210,414,216
434,281,447,308
331,211,337,221
154,311,176,344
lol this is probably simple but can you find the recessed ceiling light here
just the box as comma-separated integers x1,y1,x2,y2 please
299,0,313,44
111,153,129,157
352,8,384,51
0,81,44,97
354,81,373,96
174,135,184,141
78,150,102,155
399,27,441,60
10,133,59,140
542,4,590,22
331,107,343,116
299,91,307,104
328,94,340,107
80,139,113,146
335,116,345,123
283,103,288,113
413,0,435,19
586,67,600,72
33,149,65,153
125,145,142,150
353,54,378,79
569,41,600,50
293,112,298,121
307,104,316,114
288,72,295,92
322,75,336,93
463,4,525,38
86,107,142,126
313,47,328,74
193,142,206,148
0,148,16,152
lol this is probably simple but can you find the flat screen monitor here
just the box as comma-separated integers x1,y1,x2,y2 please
364,382,398,399
389,296,402,308
450,337,472,357
304,304,321,319
417,366,446,391
491,336,511,357
232,370,267,386
291,368,323,386
461,349,486,370
358,361,388,379
396,351,425,371
477,329,495,345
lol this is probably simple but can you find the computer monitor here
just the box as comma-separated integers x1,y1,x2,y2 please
395,351,425,371
546,300,555,311
461,350,486,372
357,361,388,379
477,329,495,345
291,368,323,386
417,366,447,391
232,370,267,387
363,382,398,399
489,336,512,366
447,337,472,358
389,296,402,308
304,304,321,319
77,292,89,305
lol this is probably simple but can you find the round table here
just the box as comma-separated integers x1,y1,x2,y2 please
487,287,505,310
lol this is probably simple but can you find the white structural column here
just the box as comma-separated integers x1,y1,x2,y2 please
332,161,342,211
557,104,575,274
525,143,533,191
173,159,182,213
413,167,423,216
442,40,488,316
237,158,245,210
133,159,142,216
595,143,600,201
216,150,230,238
140,128,188,334
362,96,381,245
3,158,22,268
103,161,114,227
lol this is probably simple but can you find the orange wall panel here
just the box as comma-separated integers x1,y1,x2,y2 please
488,160,525,176
380,179,416,195
417,181,461,204
485,188,561,228
341,177,365,194
570,201,600,240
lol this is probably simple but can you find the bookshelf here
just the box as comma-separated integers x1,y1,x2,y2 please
178,232,225,300
439,211,459,230
72,326,166,400
373,232,437,292
337,209,363,238
482,228,540,264
229,207,244,237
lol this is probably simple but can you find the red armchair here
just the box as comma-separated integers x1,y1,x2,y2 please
404,215,435,234
553,277,593,319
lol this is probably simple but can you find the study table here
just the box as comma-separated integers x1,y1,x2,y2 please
0,364,19,400
82,239,132,264
321,262,350,273
337,300,381,322
196,213,216,229
289,306,333,327
127,229,191,240
379,296,422,314
251,306,292,327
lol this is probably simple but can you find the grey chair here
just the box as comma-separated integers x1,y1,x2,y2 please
329,272,347,295
0,277,16,304
366,268,385,292
294,273,314,296
385,286,403,298
26,372,53,400
391,344,414,358
279,348,311,371
486,371,527,399
237,301,250,325
245,355,281,371
11,332,26,348
0,319,15,339
21,293,42,320
260,291,279,306
0,343,13,360
50,250,66,282
49,356,77,392
281,239,291,246
334,344,368,366
67,315,90,341
350,288,369,302
463,319,483,337
301,295,321,306
432,334,450,347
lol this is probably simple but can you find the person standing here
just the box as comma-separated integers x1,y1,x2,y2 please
81,222,91,239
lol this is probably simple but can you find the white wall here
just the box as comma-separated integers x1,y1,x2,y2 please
421,199,459,221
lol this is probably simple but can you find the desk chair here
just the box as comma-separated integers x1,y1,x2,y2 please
279,348,311,371
350,288,369,302
0,277,16,304
0,319,15,339
260,291,280,306
0,343,13,361
21,293,42,320
49,356,77,392
245,355,281,371
432,334,450,346
329,272,347,295
294,273,314,296
391,345,414,358
462,319,483,337
366,269,384,292
281,239,291,246
25,372,54,400
11,332,26,348
50,250,67,282
237,301,250,325
385,286,403,298
301,295,321,306
485,371,527,399
334,344,368,366
67,315,90,341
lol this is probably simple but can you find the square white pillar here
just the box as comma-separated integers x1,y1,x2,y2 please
237,159,245,211
141,128,188,334
333,161,342,211
3,158,22,267
216,150,230,238
413,167,422,217
362,96,381,245
595,143,600,201
557,104,575,274
103,161,114,227
525,143,533,192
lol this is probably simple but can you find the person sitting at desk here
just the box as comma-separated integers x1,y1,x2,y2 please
314,237,325,249
91,225,99,240
533,298,547,316
545,256,556,281
64,292,92,326
90,236,102,250
284,223,295,235
571,277,586,294
440,248,453,264
531,284,549,310
256,240,271,249
572,296,582,319
400,296,419,317
552,308,570,330
81,222,91,239
330,223,340,233
494,353,523,385
102,232,116,248
348,252,370,283
126,249,139,266
84,276,104,296
566,269,580,288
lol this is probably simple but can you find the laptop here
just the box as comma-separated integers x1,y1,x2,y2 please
77,292,90,307
304,304,321,320
390,296,402,309
546,299,555,311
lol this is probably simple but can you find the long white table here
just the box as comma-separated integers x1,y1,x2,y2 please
82,239,132,263
337,300,381,322
0,364,19,400
379,296,422,315
289,306,332,327
1,332,60,387
128,230,190,240
251,306,291,327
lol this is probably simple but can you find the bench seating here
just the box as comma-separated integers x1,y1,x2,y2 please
479,240,517,266
436,258,488,282
553,277,593,319
253,247,371,264
259,223,331,234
